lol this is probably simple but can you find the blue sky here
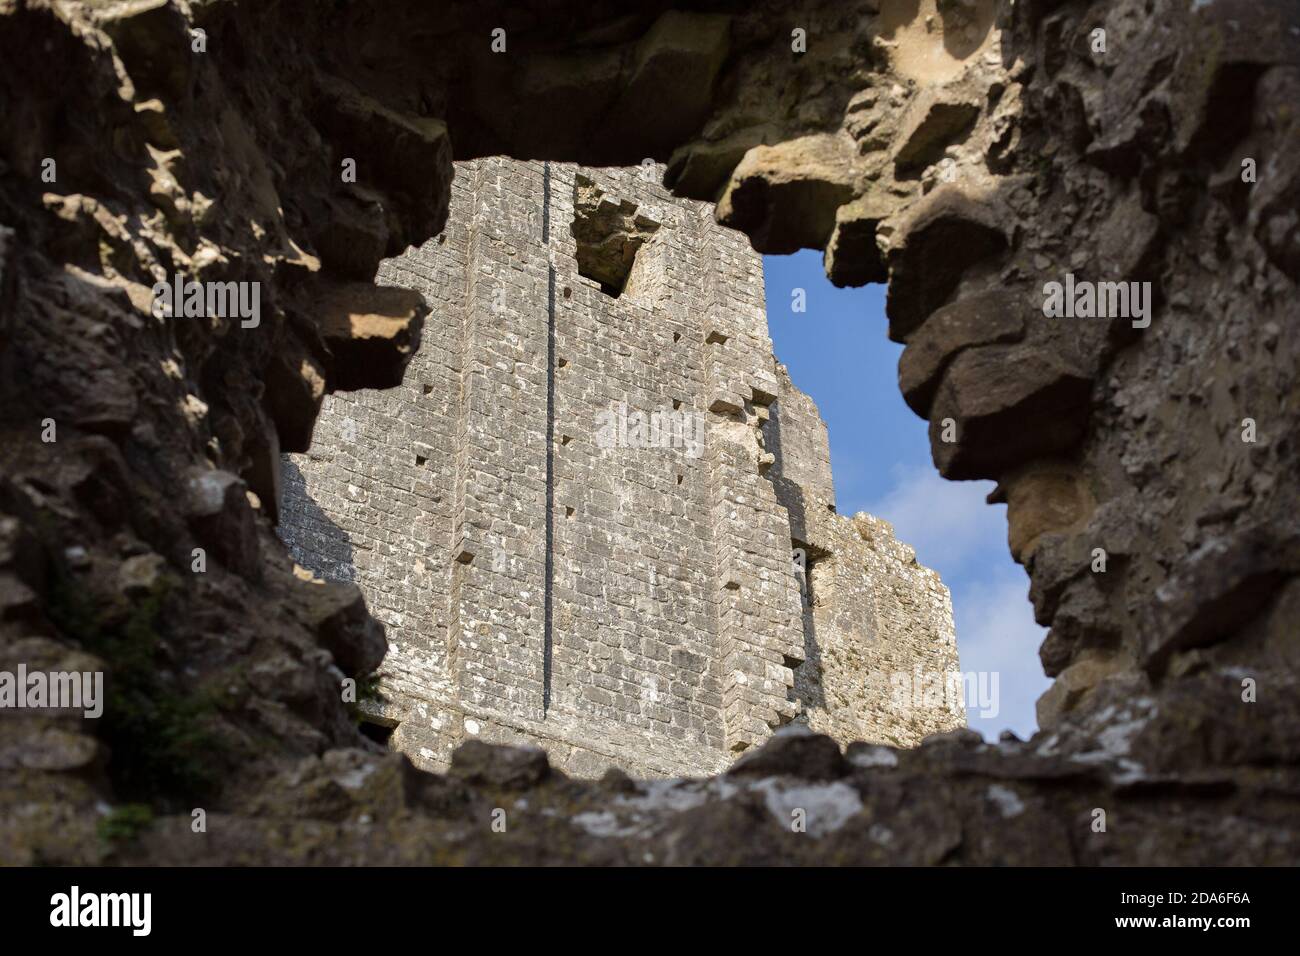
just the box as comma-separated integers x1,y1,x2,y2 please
763,250,1049,740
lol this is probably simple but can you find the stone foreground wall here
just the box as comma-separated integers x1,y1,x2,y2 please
279,159,963,777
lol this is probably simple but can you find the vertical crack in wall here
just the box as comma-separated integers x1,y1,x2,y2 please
542,160,555,715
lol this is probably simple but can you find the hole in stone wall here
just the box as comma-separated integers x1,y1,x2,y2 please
792,543,810,607
792,538,829,609
261,154,1108,837
286,161,1044,779
570,173,661,297
358,719,396,748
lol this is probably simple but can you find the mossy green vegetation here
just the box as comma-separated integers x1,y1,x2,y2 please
96,803,154,846
48,570,218,807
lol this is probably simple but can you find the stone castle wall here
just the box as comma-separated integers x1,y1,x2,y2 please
279,158,963,777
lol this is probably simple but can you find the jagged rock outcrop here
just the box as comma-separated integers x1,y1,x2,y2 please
0,0,1296,864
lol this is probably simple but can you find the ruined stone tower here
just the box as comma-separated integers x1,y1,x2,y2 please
279,159,962,777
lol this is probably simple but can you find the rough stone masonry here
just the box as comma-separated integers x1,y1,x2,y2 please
279,159,963,777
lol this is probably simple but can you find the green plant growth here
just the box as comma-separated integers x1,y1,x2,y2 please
96,803,154,847
48,572,218,806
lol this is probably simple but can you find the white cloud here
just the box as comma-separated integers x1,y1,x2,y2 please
865,464,1006,577
866,463,1048,741
953,570,1050,741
